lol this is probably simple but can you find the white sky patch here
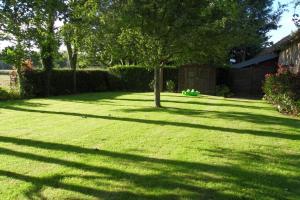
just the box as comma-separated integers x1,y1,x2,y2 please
268,0,298,43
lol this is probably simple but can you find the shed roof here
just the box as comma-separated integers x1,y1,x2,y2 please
274,29,300,50
232,53,278,69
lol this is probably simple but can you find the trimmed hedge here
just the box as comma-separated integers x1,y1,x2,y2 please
22,66,179,97
23,70,113,97
109,66,153,91
109,65,178,91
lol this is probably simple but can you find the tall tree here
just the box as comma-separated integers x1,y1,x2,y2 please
28,0,66,96
230,0,284,62
60,0,97,93
110,0,248,107
1,0,67,96
0,0,32,95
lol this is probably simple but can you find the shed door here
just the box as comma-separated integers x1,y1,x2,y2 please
186,67,199,89
185,67,210,92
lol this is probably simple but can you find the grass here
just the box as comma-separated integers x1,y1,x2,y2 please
0,92,299,199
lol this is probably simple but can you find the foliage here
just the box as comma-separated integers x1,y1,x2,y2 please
0,47,42,68
0,88,11,100
1,0,284,106
54,52,69,68
216,85,233,98
263,65,300,115
21,66,179,97
109,65,178,92
22,69,111,97
0,87,20,100
166,80,175,92
109,65,153,92
230,0,284,62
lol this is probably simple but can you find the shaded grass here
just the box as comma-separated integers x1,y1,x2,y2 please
0,92,300,199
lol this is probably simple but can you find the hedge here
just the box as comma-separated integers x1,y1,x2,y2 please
109,65,179,91
22,66,179,97
22,70,111,97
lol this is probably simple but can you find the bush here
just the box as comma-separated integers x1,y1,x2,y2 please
109,65,153,91
163,67,178,91
109,65,178,92
166,80,175,92
0,87,20,100
263,65,300,115
20,66,179,98
216,85,232,97
22,69,113,97
0,88,11,100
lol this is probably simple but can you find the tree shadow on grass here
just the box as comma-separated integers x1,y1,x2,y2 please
0,136,300,199
1,105,300,140
202,147,300,170
50,92,271,110
50,92,133,104
0,146,239,199
119,106,300,130
0,100,48,108
100,98,271,110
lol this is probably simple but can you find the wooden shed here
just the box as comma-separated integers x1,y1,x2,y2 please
229,54,278,96
178,64,216,94
277,31,300,74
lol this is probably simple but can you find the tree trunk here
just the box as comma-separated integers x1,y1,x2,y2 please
66,41,78,93
71,51,78,94
40,19,55,97
154,67,161,108
159,67,163,92
15,42,25,97
41,50,53,97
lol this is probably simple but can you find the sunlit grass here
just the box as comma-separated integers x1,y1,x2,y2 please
0,92,299,199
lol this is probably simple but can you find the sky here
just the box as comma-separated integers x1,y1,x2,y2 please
268,0,298,43
0,0,298,51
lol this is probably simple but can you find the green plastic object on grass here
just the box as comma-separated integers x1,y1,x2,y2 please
182,89,200,96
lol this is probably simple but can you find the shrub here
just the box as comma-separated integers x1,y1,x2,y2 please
0,88,11,100
0,87,20,100
163,67,178,91
166,80,175,92
22,69,112,97
216,85,232,97
109,65,178,92
109,65,153,91
20,66,179,98
263,65,300,115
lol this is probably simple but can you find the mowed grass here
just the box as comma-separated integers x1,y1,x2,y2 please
0,92,299,200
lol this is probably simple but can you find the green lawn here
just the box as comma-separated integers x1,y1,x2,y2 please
0,92,299,200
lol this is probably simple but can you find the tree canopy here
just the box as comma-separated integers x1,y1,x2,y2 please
0,0,283,106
